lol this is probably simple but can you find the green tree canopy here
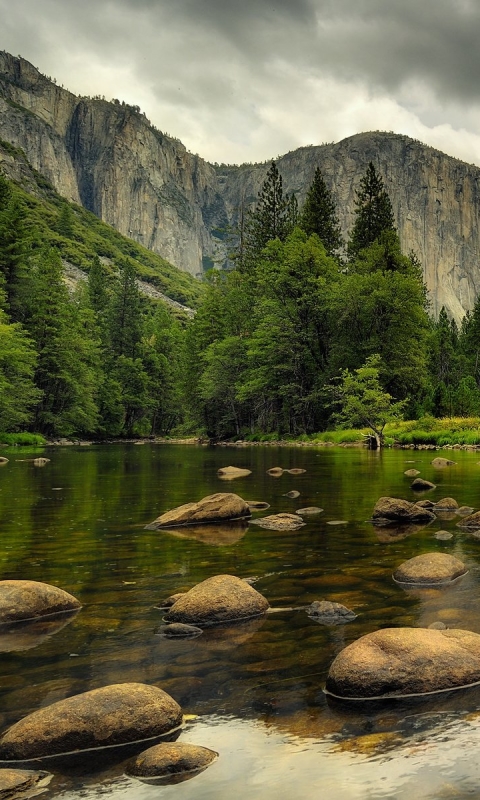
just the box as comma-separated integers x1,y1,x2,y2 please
328,354,406,448
299,167,342,256
348,162,396,260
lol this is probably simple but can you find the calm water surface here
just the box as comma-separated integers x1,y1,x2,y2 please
1,443,480,799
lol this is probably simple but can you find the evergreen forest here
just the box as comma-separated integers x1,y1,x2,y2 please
2,150,480,444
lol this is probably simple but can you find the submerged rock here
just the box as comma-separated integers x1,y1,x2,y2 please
457,511,480,530
0,768,52,797
126,742,218,783
411,477,436,491
325,627,480,699
434,531,454,541
283,490,300,499
163,574,269,626
32,458,50,466
0,580,81,625
306,601,356,624
217,466,252,480
161,623,203,638
266,467,284,476
0,683,182,760
296,507,324,516
145,493,251,529
0,457,8,465
431,457,456,468
393,553,467,585
287,468,306,475
456,506,475,516
372,497,436,525
162,523,248,546
404,469,420,477
249,513,306,531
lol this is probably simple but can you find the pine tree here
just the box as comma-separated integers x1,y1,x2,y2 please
108,260,142,359
0,188,32,323
348,162,396,259
299,168,342,256
241,161,290,270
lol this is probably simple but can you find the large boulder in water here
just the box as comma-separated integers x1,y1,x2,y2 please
393,553,467,585
0,683,182,760
372,497,436,525
163,574,269,626
126,742,218,782
431,457,456,468
325,627,480,699
411,477,436,491
145,493,251,529
0,580,81,624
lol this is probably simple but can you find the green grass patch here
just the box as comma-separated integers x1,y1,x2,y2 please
0,433,47,446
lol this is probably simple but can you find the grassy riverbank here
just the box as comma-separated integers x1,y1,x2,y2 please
240,416,480,448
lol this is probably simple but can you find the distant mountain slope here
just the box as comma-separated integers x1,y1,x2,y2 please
0,137,202,312
1,51,480,320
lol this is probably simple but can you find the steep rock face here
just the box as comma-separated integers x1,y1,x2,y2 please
216,133,480,320
1,52,480,317
0,52,227,277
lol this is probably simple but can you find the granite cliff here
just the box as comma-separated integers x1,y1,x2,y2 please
1,51,480,321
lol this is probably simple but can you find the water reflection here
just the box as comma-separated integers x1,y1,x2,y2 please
2,445,480,798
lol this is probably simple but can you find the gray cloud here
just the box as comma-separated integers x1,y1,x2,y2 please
2,0,480,163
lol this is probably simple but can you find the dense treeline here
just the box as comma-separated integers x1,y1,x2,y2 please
0,174,185,437
2,159,480,441
185,161,480,439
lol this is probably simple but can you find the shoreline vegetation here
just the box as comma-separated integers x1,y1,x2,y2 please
3,416,480,450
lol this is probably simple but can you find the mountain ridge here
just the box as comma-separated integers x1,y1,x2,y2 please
1,51,480,320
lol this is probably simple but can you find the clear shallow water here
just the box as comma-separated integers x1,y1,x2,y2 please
1,444,480,798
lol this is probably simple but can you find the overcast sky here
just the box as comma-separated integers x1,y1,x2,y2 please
2,0,480,165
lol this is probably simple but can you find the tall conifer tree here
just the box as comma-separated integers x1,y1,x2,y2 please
299,168,342,256
348,162,396,259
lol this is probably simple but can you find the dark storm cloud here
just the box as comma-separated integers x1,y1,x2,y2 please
3,0,480,162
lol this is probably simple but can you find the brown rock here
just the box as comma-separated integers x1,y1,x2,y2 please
306,601,356,624
287,468,306,474
415,499,435,508
249,513,306,531
0,683,182,760
126,742,217,782
411,477,436,491
217,466,252,480
457,511,480,530
0,580,81,625
32,458,50,466
456,506,475,516
393,553,467,585
145,493,251,529
325,627,480,699
431,457,456,467
296,507,324,516
434,497,459,510
283,490,300,499
434,531,454,541
404,469,420,477
0,768,51,797
372,497,436,525
245,501,270,510
0,457,8,465
267,467,284,476
163,574,269,626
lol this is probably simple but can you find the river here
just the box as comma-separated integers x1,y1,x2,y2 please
0,443,479,799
